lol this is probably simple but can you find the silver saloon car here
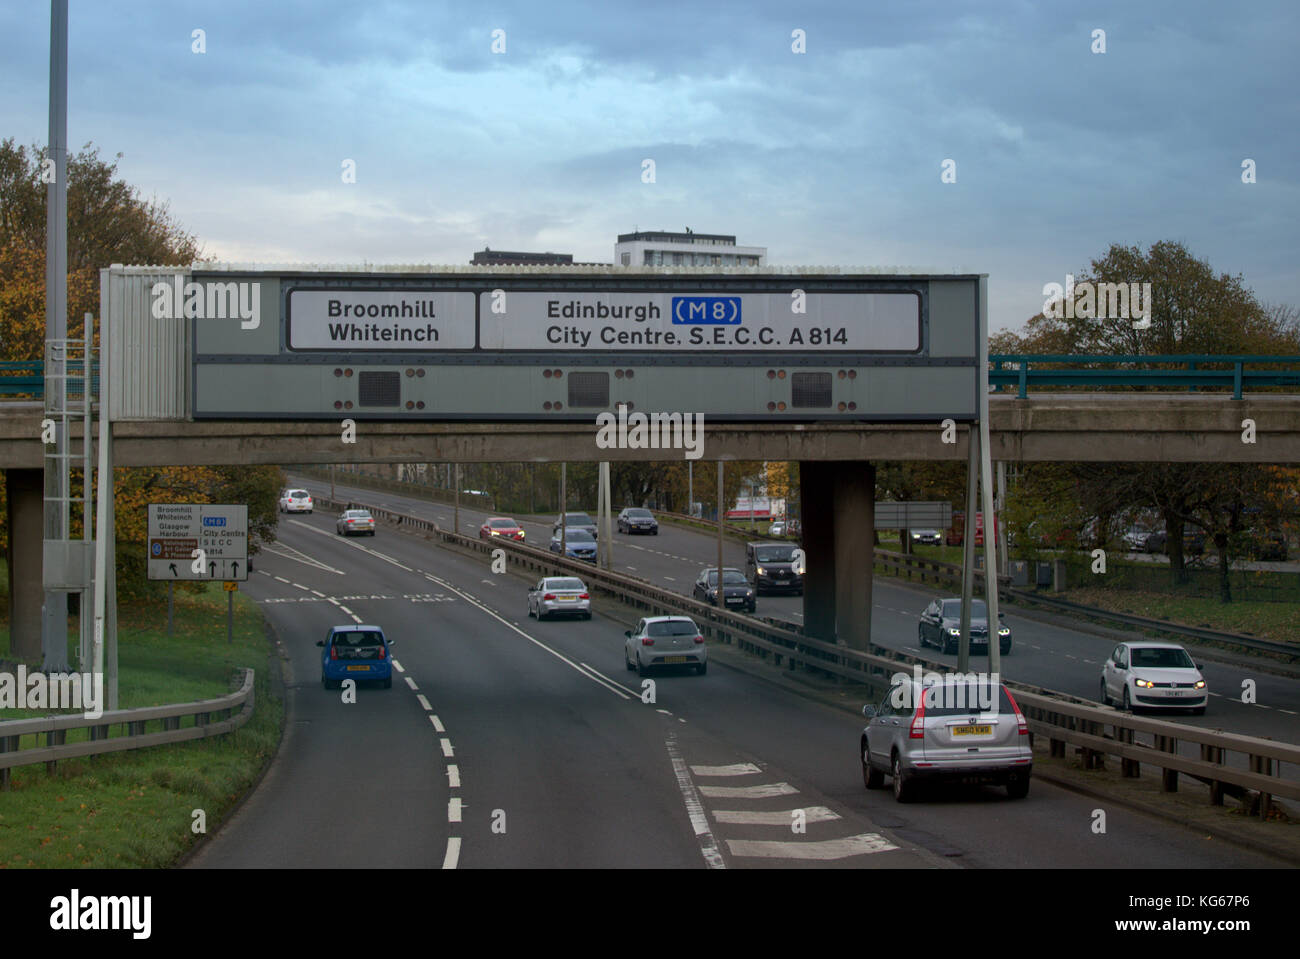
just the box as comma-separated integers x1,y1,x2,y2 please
527,576,591,620
1100,642,1207,714
625,616,707,676
861,675,1032,802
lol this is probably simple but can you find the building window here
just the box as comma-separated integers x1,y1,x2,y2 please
621,252,630,266
644,251,654,265
673,253,683,265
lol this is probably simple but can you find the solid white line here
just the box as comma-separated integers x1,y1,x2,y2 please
712,806,841,826
448,797,463,823
405,676,419,691
441,738,455,757
442,837,461,869
310,589,325,597
665,734,726,869
289,519,415,570
725,833,899,860
698,783,798,799
430,715,445,732
690,763,762,777
447,765,460,788
416,694,433,711
422,572,637,700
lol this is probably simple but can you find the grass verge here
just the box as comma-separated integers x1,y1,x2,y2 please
0,580,283,868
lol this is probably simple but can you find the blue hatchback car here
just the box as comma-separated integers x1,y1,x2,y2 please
318,625,395,689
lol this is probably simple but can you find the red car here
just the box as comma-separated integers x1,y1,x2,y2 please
480,517,526,542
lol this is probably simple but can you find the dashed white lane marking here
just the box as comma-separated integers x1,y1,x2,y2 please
274,576,291,584
448,797,463,823
442,837,461,870
441,738,455,757
431,715,446,732
416,694,433,711
338,605,353,615
1280,709,1298,715
405,676,419,691
293,582,311,591
691,763,762,777
665,734,726,869
663,576,676,581
726,833,898,860
657,709,672,715
698,783,799,799
1209,692,1222,697
392,660,404,673
447,765,461,788
713,806,841,826
310,589,325,597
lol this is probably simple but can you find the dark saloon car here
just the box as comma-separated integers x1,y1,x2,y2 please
693,567,756,613
917,597,1011,655
617,507,659,535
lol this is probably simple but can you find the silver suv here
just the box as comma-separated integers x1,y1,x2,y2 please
860,675,1032,802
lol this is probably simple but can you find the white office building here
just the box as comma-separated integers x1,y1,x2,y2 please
615,229,766,268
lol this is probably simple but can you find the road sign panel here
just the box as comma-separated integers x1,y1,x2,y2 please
147,504,248,581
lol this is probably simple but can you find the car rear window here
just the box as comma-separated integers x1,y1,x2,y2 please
918,682,1015,716
648,620,697,637
547,578,585,590
334,631,384,648
289,490,309,497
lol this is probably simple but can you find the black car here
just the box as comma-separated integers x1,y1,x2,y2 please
617,507,659,535
693,567,756,613
744,541,803,595
918,597,1011,655
553,511,598,538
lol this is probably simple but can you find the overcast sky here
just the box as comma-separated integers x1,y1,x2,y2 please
1,0,1295,333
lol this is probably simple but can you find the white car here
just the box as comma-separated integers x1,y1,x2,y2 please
1100,642,1207,714
527,576,591,620
279,489,313,513
625,616,707,676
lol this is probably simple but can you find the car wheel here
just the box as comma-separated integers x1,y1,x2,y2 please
1191,706,1206,716
625,651,635,671
652,529,658,535
637,659,650,678
1099,678,1110,706
1001,643,1011,656
1122,687,1132,712
308,509,312,514
583,611,592,620
891,753,914,803
863,744,884,789
382,676,392,689
748,603,756,613
943,637,955,655
1006,776,1030,800
696,661,707,676
917,624,927,648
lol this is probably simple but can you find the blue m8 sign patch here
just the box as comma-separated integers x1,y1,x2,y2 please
671,296,742,325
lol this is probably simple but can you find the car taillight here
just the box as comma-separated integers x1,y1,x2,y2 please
909,699,926,738
329,646,338,660
642,637,655,646
378,645,386,659
694,635,704,644
1005,688,1029,735
544,593,556,600
579,593,589,599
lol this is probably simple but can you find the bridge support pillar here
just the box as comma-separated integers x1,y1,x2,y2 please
5,468,45,660
798,460,875,651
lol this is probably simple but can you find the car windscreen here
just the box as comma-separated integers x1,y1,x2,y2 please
754,547,794,562
1131,647,1195,669
706,570,748,585
565,513,594,524
562,530,595,543
626,509,652,518
489,519,517,528
546,578,586,590
942,599,988,618
648,620,697,637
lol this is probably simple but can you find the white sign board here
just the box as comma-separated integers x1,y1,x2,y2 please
287,290,477,351
478,291,921,352
148,504,249,581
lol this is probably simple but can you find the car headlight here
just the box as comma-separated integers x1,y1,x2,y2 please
756,566,766,575
490,530,499,536
746,590,753,597
1195,680,1206,689
1135,678,1154,688
946,627,961,636
999,627,1011,636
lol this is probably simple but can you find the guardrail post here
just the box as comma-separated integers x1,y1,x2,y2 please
1120,726,1140,777
1156,734,1178,791
1017,363,1028,399
1201,744,1224,803
164,716,180,731
0,734,16,789
1249,753,1274,818
1233,362,1243,400
46,729,66,775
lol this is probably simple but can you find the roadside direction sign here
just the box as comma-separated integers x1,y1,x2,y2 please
148,504,249,581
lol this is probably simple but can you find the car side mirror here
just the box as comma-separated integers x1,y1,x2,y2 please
624,630,632,638
1116,663,1126,671
1195,662,1202,670
386,639,396,647
862,705,877,719
315,640,324,647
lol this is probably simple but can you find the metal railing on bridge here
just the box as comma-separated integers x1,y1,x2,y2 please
990,354,1300,400
0,360,100,399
